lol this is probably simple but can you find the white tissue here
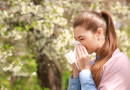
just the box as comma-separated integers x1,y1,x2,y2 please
65,40,82,70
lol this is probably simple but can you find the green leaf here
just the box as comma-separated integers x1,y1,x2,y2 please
25,25,31,31
16,26,24,32
32,21,38,28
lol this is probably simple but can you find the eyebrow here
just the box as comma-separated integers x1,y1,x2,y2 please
74,36,83,40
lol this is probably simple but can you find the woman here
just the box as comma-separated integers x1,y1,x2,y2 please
68,10,130,90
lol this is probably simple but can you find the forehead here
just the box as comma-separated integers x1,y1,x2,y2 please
74,26,86,34
73,26,89,37
73,26,95,39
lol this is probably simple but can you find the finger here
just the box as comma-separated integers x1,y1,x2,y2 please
81,45,89,55
72,63,76,68
76,45,79,59
78,45,85,57
76,45,81,59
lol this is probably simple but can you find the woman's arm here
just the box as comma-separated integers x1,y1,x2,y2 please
68,69,97,90
68,60,97,90
68,45,98,90
76,45,97,90
79,69,97,90
68,74,81,90
68,63,81,90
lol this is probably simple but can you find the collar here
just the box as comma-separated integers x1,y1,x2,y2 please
96,55,99,61
111,48,120,57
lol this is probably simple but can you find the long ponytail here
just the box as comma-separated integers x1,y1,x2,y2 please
91,10,118,87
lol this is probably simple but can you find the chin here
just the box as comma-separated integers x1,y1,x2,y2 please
87,49,93,55
89,52,93,54
85,47,93,54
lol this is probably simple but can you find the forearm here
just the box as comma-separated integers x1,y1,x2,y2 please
68,74,81,90
79,69,97,90
72,70,79,79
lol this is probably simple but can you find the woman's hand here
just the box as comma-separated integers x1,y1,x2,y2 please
76,44,90,71
72,47,80,79
72,63,79,79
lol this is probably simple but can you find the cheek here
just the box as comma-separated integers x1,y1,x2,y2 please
82,39,97,53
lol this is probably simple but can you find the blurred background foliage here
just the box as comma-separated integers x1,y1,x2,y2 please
0,0,130,90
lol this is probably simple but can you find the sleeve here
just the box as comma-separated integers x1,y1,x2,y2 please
98,54,130,90
68,74,81,90
68,60,96,90
79,69,97,90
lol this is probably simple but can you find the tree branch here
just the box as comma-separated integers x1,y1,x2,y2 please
17,0,35,30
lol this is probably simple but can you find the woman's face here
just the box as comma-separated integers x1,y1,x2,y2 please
73,26,104,55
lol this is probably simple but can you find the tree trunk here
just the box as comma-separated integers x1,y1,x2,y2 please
33,0,43,5
37,54,62,90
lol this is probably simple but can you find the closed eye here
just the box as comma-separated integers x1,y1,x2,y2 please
80,38,84,40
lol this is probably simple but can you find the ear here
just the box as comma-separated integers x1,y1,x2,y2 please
96,28,103,40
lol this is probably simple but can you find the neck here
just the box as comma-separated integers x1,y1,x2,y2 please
95,38,105,56
95,48,100,56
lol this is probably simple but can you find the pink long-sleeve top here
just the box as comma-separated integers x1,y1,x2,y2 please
97,48,130,90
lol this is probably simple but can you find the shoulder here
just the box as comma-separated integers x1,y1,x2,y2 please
104,52,129,67
103,52,130,75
